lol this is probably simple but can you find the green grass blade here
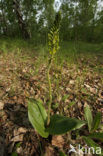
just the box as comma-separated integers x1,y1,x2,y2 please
92,112,102,132
83,136,103,155
88,132,103,141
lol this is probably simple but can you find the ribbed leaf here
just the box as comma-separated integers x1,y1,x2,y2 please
28,99,49,138
83,136,103,155
84,105,93,132
92,112,102,132
46,114,86,135
88,132,103,141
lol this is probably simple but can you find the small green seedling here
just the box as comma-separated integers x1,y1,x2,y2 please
28,11,86,138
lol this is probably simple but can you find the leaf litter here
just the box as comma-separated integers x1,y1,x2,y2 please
0,52,103,155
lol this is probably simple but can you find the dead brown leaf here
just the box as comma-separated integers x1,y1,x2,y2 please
0,101,4,110
45,146,55,156
52,135,65,148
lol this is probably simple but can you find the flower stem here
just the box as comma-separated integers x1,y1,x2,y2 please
47,57,53,126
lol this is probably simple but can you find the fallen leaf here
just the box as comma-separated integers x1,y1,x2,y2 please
11,127,27,142
45,146,55,156
18,127,27,133
52,135,65,148
11,134,24,142
89,87,97,94
0,101,4,110
70,80,75,85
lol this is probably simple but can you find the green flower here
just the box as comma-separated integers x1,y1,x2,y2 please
48,11,61,56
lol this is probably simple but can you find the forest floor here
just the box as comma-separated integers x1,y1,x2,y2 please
0,40,103,156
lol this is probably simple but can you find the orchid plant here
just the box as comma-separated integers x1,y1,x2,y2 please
28,11,86,138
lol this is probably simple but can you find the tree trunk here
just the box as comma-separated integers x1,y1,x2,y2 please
1,0,8,35
13,0,30,39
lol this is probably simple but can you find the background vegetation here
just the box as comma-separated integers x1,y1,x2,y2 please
0,0,103,43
